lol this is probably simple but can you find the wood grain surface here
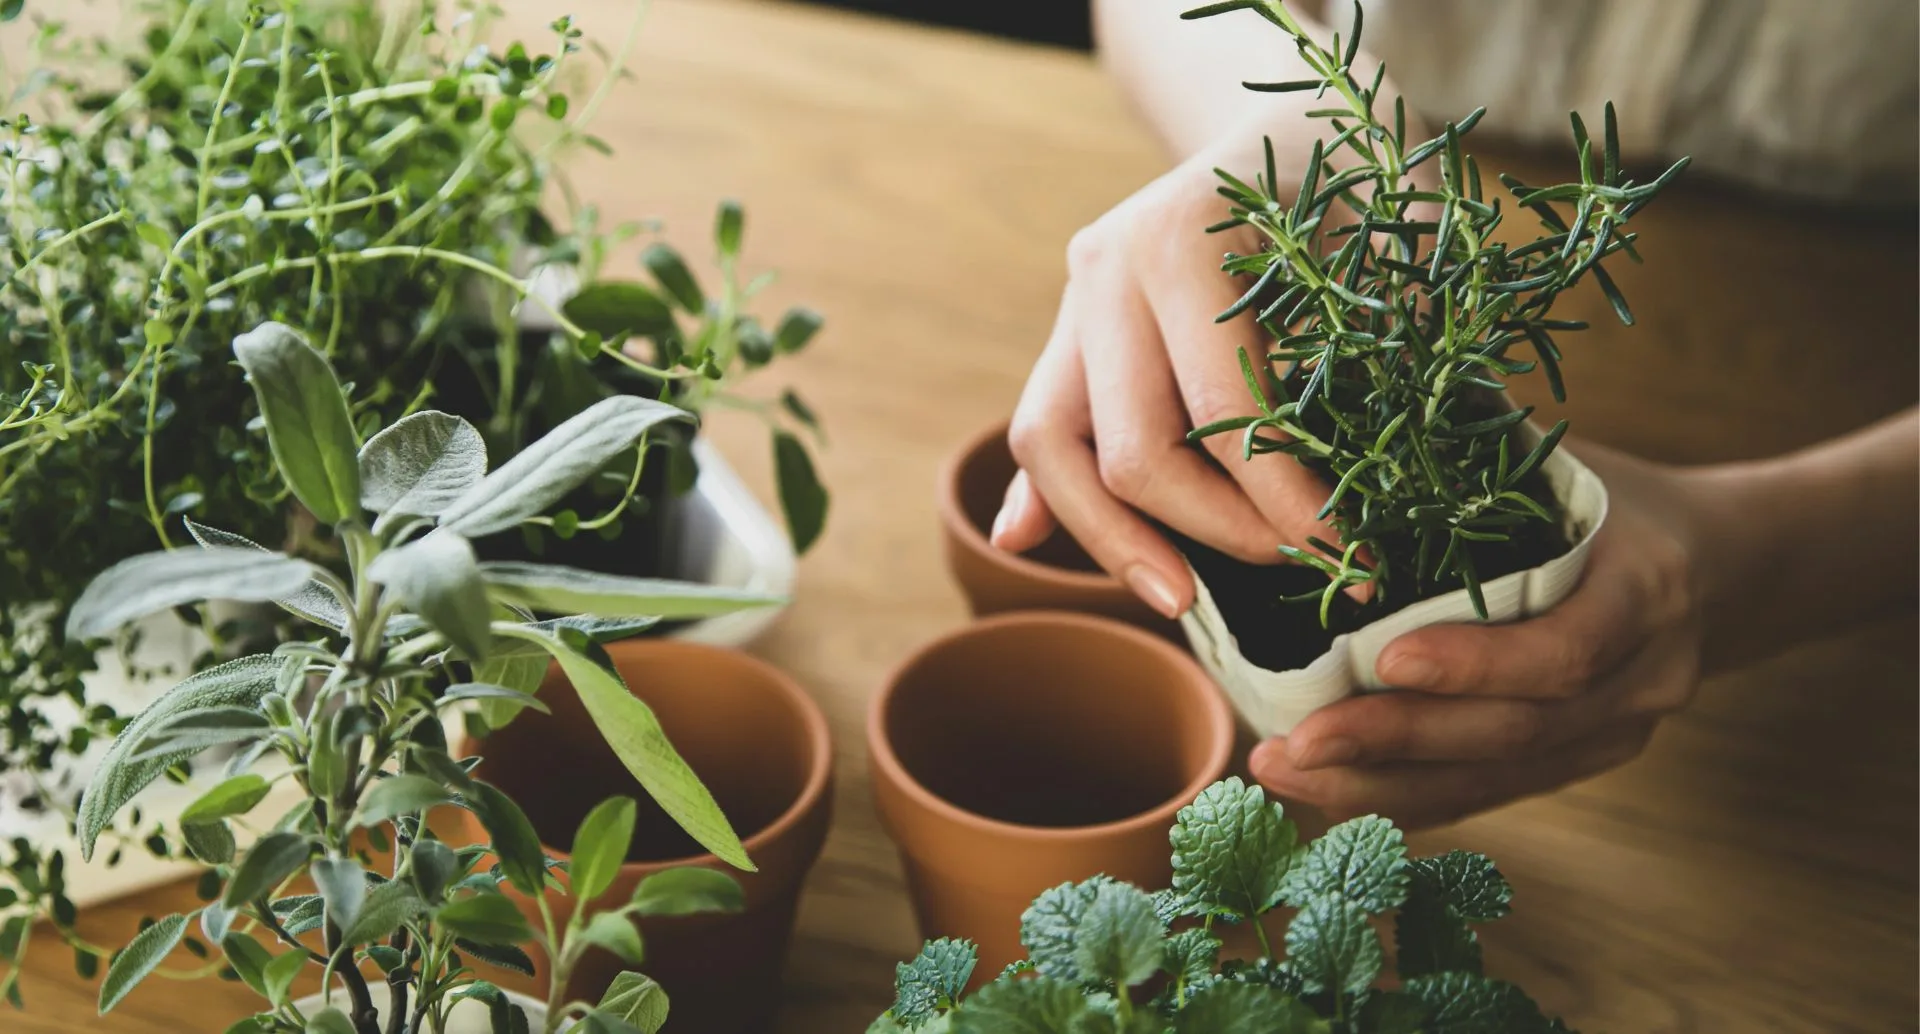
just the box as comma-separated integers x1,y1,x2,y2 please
7,1,1915,1031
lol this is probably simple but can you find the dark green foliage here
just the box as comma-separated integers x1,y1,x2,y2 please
1185,0,1687,624
876,780,1567,1033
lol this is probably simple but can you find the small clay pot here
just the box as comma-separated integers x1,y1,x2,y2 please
939,421,1177,638
458,639,832,1034
869,612,1233,980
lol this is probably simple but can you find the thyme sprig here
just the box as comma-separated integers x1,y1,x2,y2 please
1185,0,1687,624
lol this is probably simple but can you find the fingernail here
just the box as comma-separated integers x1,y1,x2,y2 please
1292,735,1358,770
1378,653,1440,689
989,487,1025,549
1124,565,1183,619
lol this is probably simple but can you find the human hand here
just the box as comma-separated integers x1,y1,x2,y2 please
1248,442,1708,829
990,131,1351,619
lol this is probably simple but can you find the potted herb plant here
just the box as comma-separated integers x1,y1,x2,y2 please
64,320,783,1032
871,777,1575,1033
0,0,825,988
1170,1,1688,734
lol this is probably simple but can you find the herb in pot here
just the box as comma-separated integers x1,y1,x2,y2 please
1180,0,1686,660
872,778,1568,1034
62,320,780,1032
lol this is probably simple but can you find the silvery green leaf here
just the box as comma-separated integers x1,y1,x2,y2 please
353,774,449,829
77,655,278,860
181,820,235,865
127,706,269,762
433,891,531,945
470,651,550,729
891,938,976,1027
184,518,347,630
437,682,550,715
221,931,274,995
525,614,660,641
478,562,783,619
577,911,646,965
199,902,234,946
98,913,186,1013
439,395,692,537
232,321,362,526
569,796,637,902
358,411,488,520
452,938,536,975
368,532,491,660
178,773,273,825
492,624,751,871
410,840,458,903
628,867,744,917
311,856,365,932
598,972,671,1034
465,782,546,896
343,880,425,944
224,832,314,910
66,547,313,641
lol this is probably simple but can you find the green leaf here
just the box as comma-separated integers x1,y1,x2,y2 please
1171,778,1297,920
1409,851,1512,922
410,839,459,903
478,562,784,619
1284,895,1382,997
773,430,828,554
491,626,752,870
1402,972,1557,1034
343,880,425,944
453,938,536,975
180,774,273,826
311,857,365,932
1279,814,1408,914
562,281,677,339
127,706,269,762
599,972,670,1033
77,655,278,860
577,911,647,964
1173,982,1327,1034
182,520,346,630
570,796,637,901
358,411,488,520
714,200,743,257
438,682,549,714
947,976,1091,1034
471,652,552,729
224,833,313,910
181,821,236,865
440,395,694,538
1018,877,1107,982
641,243,705,312
220,932,274,996
1356,991,1431,1034
262,948,305,1005
1072,881,1164,988
434,892,532,945
232,321,362,525
780,389,821,435
306,1007,357,1034
66,547,313,641
368,532,492,660
628,867,745,917
773,307,823,354
354,774,451,829
466,781,548,895
98,913,186,1013
892,938,976,1026
1394,888,1481,979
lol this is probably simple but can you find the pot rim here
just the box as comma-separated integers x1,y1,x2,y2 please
938,421,1126,593
460,638,833,873
868,610,1234,843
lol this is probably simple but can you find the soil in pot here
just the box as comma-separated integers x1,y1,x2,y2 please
461,639,831,1034
1176,422,1571,673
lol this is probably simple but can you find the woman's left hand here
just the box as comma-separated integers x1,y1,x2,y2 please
1248,442,1709,829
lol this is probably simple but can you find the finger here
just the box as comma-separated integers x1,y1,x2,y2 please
1008,291,1194,618
1249,721,1656,829
1074,241,1284,563
1372,528,1648,699
989,468,1059,553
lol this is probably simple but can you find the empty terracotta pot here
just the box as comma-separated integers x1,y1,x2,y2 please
457,639,832,1033
869,612,1234,980
939,421,1177,638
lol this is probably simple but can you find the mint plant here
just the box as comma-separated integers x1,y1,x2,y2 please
1184,1,1687,626
64,321,777,1033
872,779,1569,1034
0,0,823,991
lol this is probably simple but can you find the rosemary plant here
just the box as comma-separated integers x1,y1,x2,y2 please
71,322,773,1033
0,0,822,990
1185,0,1687,625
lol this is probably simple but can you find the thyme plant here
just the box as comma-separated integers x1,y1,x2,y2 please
72,322,774,1033
1185,1,1687,625
873,778,1569,1034
0,0,822,986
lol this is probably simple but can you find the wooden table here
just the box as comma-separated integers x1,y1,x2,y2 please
11,1,1917,1031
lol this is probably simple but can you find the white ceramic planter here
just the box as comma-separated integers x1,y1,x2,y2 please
291,988,547,1032
1180,439,1608,737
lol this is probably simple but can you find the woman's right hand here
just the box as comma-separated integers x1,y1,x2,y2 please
990,138,1352,619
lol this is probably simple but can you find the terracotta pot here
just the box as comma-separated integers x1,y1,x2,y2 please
869,612,1234,980
939,421,1178,638
457,639,832,1034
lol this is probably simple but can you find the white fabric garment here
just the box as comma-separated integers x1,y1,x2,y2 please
1332,0,1919,202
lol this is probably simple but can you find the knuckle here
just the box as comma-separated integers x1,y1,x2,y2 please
1095,442,1156,503
1065,224,1114,274
1005,415,1047,468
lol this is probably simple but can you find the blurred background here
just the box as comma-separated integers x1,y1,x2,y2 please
792,0,1092,47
